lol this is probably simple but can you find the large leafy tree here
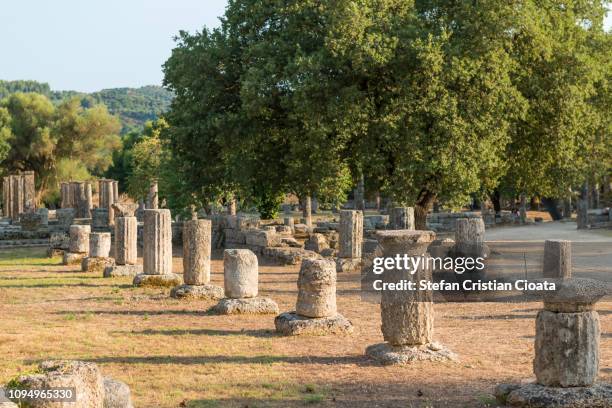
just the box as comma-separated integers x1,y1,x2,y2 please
0,93,121,202
502,0,610,204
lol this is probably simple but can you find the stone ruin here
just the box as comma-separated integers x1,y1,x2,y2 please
98,179,119,226
2,171,36,220
335,210,363,273
2,360,133,408
104,203,142,277
60,181,93,218
133,209,182,287
213,249,279,314
170,219,223,299
63,225,90,265
365,230,457,364
275,258,353,335
390,207,415,230
495,240,611,407
81,232,115,274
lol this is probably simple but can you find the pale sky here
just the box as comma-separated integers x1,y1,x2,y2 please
1,1,610,93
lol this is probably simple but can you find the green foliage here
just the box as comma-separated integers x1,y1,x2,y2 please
126,119,169,199
162,0,609,218
0,80,173,134
0,93,121,201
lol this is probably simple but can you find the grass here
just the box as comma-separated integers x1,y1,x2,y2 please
0,246,609,408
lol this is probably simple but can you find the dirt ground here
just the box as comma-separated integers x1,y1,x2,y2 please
0,244,610,408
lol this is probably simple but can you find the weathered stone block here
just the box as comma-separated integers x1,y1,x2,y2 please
182,219,212,285
224,249,258,298
142,209,172,275
296,258,337,318
89,232,111,258
534,310,599,387
69,225,91,253
339,210,363,259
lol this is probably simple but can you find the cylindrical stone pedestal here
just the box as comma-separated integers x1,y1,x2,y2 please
69,225,91,254
296,259,337,318
390,207,415,230
454,217,486,257
543,240,571,279
183,219,212,285
115,216,137,265
143,209,172,275
339,210,363,259
89,232,111,257
146,181,159,209
376,230,436,346
223,249,258,298
534,310,599,387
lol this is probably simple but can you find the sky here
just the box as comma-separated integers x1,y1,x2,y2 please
1,1,610,93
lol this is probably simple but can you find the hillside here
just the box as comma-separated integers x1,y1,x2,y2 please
0,80,173,133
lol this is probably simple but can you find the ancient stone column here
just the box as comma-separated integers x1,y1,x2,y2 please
98,179,118,226
365,230,456,363
115,216,137,265
577,199,588,229
133,209,180,286
23,171,35,212
543,240,571,280
11,174,24,219
89,232,111,258
223,249,258,298
183,219,212,285
534,309,599,387
296,259,337,317
143,209,172,275
379,230,434,346
339,210,363,259
454,217,486,256
302,195,312,227
275,258,352,335
146,180,158,209
63,224,91,265
69,225,91,254
390,207,415,230
83,231,114,273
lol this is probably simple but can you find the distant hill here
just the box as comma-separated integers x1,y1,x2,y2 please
0,80,173,133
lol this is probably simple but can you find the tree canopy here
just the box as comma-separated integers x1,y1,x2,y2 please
160,1,611,220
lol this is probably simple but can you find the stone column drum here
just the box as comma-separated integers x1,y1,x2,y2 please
543,240,571,280
103,216,142,278
224,249,258,298
82,232,115,273
69,225,91,253
390,207,415,230
365,230,457,364
89,232,111,257
183,219,212,285
338,210,363,259
133,209,181,286
212,249,278,314
296,259,337,317
115,217,138,265
63,225,91,265
143,209,172,275
275,259,352,335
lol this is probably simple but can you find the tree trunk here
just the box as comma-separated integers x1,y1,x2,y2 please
302,195,312,227
491,189,501,215
541,197,562,221
519,193,527,224
414,189,436,230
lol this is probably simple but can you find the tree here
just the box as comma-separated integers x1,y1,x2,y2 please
0,93,121,202
502,0,610,207
126,120,169,200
